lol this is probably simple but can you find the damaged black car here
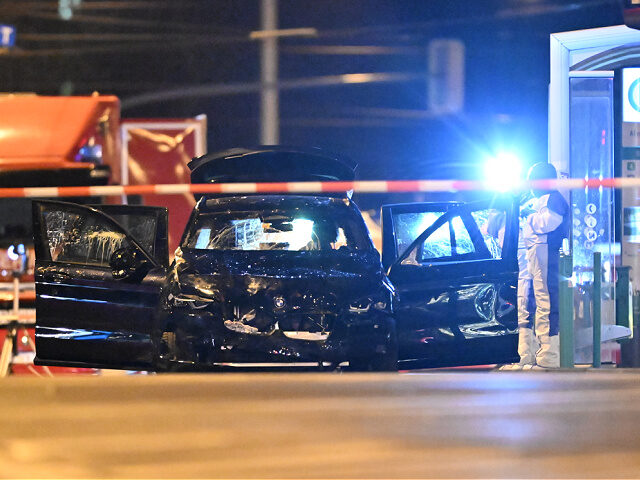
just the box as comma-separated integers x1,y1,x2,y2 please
32,147,520,371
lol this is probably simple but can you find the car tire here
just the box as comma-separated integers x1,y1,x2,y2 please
349,350,397,372
162,331,177,356
349,323,398,372
372,345,399,372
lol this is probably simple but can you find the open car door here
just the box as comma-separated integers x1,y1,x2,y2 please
32,201,168,370
382,197,519,368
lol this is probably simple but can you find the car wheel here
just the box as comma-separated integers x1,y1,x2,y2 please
349,325,398,372
162,331,177,357
152,331,177,372
349,350,397,372
371,346,399,372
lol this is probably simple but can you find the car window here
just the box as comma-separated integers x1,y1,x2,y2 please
103,213,157,256
420,221,451,259
392,211,445,258
401,206,505,266
41,209,136,267
472,208,505,260
184,208,368,252
402,214,473,264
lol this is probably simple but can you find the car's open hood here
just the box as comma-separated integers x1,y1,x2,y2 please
188,146,357,184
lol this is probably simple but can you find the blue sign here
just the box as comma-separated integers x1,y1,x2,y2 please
623,68,640,123
0,24,16,48
629,78,640,113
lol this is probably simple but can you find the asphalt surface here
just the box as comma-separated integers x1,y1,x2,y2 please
1,370,640,478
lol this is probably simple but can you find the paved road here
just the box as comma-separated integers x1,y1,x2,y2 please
1,370,640,478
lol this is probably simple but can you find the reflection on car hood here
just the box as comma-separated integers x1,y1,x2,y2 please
172,249,383,304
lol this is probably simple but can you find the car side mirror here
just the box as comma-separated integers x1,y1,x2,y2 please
110,246,148,281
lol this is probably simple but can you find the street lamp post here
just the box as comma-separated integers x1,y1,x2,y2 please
260,0,279,145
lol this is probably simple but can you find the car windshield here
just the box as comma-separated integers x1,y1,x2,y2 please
183,203,369,252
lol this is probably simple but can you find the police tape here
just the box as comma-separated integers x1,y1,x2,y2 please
0,177,639,198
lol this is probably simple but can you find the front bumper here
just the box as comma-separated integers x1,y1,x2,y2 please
163,309,393,367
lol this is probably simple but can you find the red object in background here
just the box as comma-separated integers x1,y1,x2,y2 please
121,117,207,254
0,326,96,375
624,1,640,30
0,247,35,285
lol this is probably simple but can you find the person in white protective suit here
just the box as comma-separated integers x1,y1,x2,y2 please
520,162,569,369
498,193,538,370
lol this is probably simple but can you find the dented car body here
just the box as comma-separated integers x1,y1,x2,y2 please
32,147,520,371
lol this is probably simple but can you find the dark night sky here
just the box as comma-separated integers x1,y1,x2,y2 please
0,0,626,206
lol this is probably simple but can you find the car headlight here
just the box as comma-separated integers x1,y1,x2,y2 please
349,298,387,314
349,299,371,314
168,293,215,310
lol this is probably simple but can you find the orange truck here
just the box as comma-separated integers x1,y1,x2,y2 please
0,94,206,374
0,94,121,374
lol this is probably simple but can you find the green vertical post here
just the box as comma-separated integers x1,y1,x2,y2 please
559,253,574,368
616,267,631,329
593,252,602,368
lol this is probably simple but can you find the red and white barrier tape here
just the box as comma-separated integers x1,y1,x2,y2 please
0,178,638,198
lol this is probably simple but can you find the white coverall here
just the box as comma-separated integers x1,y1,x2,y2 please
521,191,568,368
516,225,537,366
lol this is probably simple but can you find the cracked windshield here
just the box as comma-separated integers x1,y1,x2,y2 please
185,209,367,251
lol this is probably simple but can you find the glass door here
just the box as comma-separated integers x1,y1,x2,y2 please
569,74,616,364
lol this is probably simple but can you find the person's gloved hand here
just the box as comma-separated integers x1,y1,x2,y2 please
520,207,535,218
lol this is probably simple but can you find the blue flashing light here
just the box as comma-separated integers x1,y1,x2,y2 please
483,152,523,192
7,244,25,261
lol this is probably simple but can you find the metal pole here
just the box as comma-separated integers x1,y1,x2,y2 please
559,254,574,368
260,0,279,145
12,274,19,320
616,266,631,329
0,327,13,377
593,252,602,368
